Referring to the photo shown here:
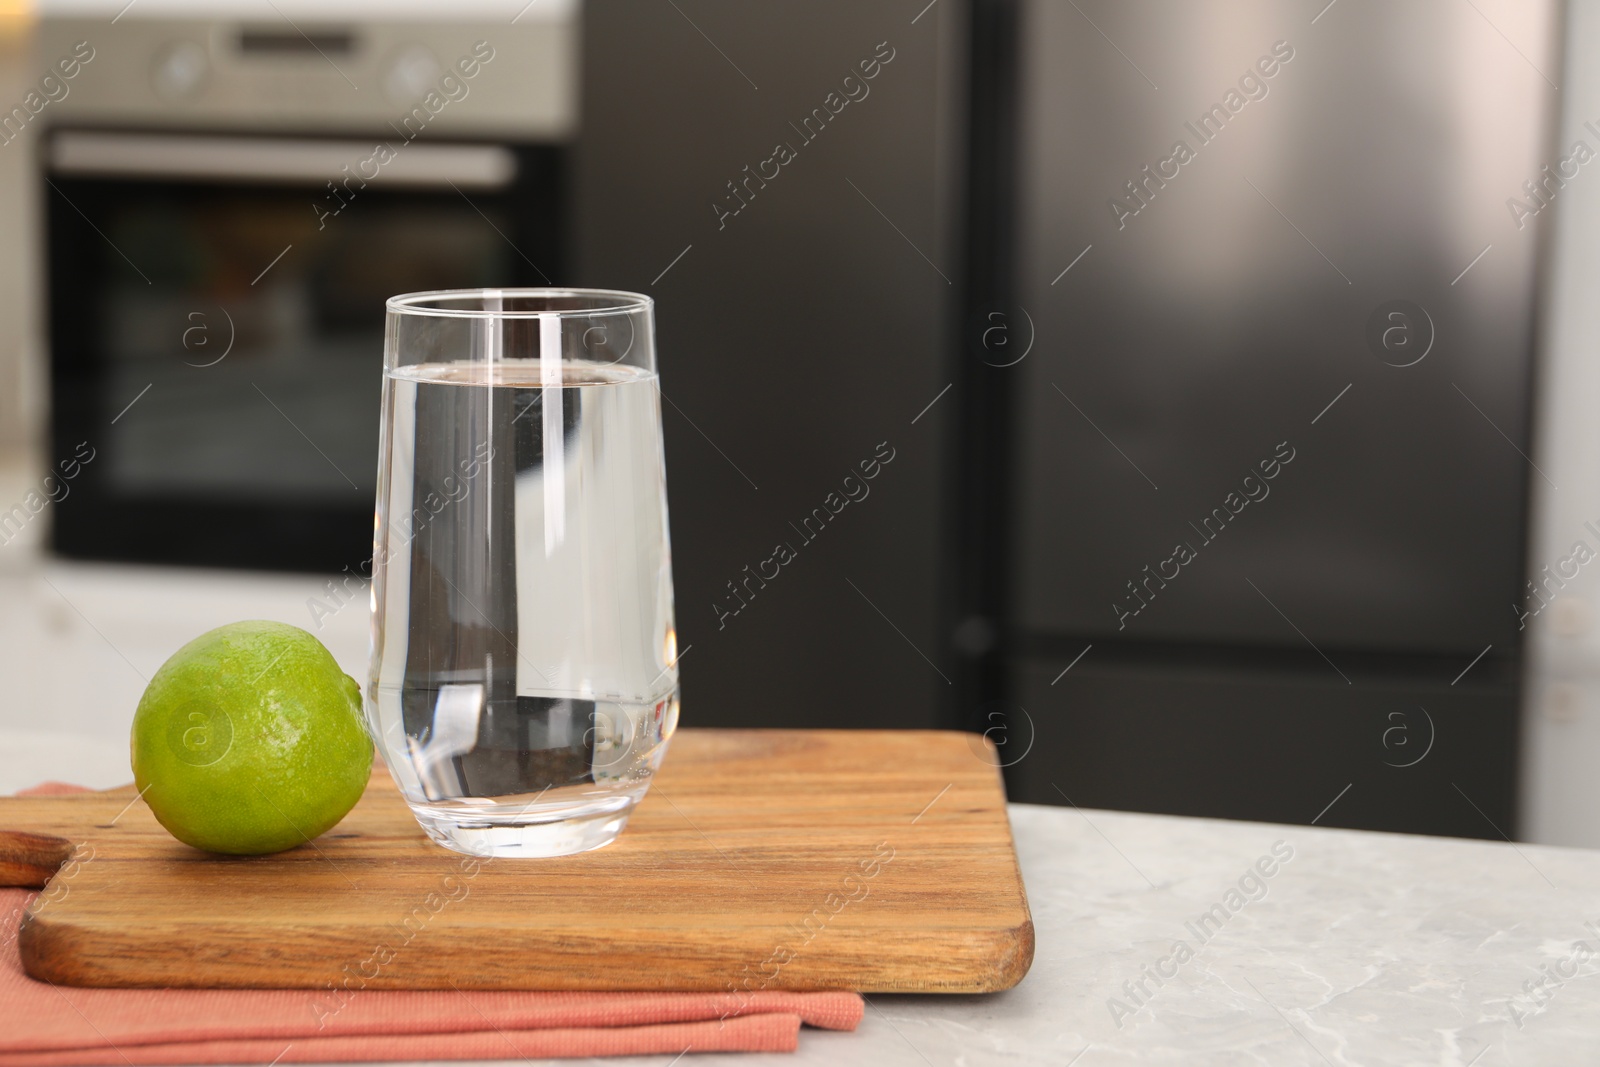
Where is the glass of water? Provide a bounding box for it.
[370,289,678,858]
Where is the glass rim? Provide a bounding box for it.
[386,287,654,320]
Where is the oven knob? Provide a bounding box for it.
[152,41,209,100]
[383,45,441,107]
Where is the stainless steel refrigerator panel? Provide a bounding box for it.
[1008,652,1519,838]
[1013,0,1558,651]
[573,1,962,727]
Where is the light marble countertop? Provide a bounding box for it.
[855,805,1600,1067]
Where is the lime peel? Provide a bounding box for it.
[131,620,373,855]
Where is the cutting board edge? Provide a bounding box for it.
[19,911,1036,993]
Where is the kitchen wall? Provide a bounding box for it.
[1519,0,1600,847]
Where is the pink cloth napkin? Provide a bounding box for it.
[1,786,862,1064]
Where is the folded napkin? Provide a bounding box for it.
[2,786,862,1065]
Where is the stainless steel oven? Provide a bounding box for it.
[37,10,576,571]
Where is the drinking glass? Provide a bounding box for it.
[369,289,679,858]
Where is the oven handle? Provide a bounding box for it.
[48,131,517,189]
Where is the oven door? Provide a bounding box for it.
[45,129,562,572]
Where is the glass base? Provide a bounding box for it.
[409,794,638,858]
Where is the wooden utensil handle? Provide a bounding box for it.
[0,831,76,889]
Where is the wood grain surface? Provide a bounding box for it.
[0,729,1033,993]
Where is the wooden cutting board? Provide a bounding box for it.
[0,729,1032,993]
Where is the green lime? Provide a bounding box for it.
[131,620,373,855]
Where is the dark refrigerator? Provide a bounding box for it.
[992,0,1559,837]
